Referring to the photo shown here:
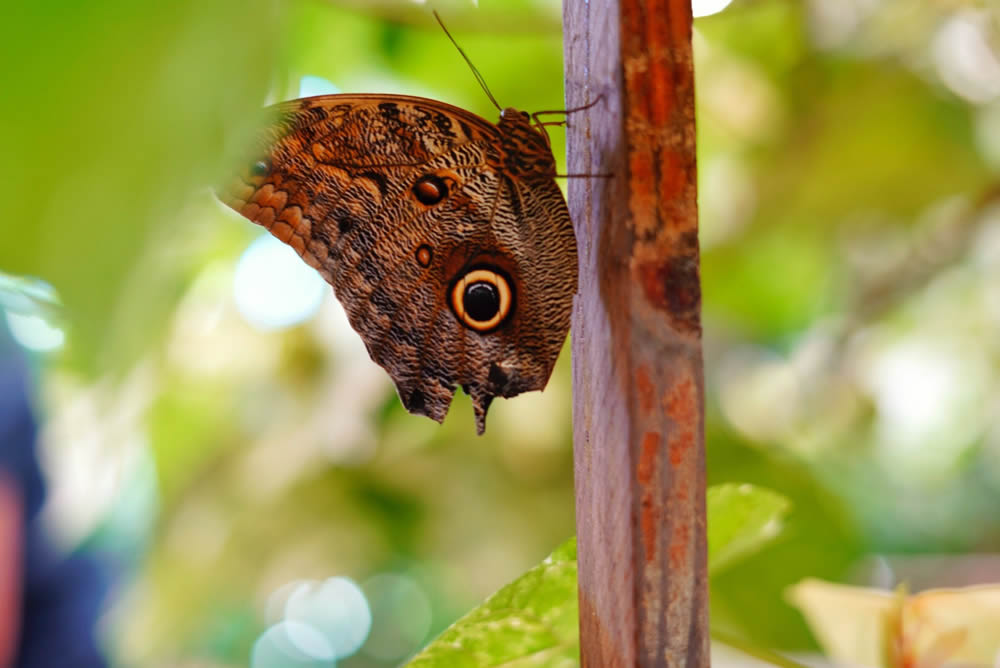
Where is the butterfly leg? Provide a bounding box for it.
[530,93,606,127]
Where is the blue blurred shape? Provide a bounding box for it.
[0,329,108,667]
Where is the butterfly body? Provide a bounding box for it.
[221,95,576,434]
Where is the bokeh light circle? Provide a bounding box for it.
[233,234,326,330]
[361,574,433,660]
[285,577,371,660]
[252,621,335,668]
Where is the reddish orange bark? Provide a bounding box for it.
[564,0,707,665]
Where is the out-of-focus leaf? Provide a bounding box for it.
[788,579,1000,668]
[405,538,578,668]
[708,483,791,574]
[0,0,281,375]
[705,427,862,647]
[702,227,835,337]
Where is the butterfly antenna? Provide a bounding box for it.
[433,10,503,112]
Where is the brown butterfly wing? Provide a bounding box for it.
[219,95,576,434]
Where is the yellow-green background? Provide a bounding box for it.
[1,0,998,665]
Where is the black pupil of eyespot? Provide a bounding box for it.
[464,282,500,322]
[251,160,269,176]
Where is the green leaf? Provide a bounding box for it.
[708,483,791,575]
[408,484,790,666]
[405,538,579,668]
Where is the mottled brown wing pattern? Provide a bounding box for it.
[218,95,576,434]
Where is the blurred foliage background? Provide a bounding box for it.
[1,0,999,665]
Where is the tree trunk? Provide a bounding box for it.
[563,1,708,665]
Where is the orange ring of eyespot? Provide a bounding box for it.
[450,269,512,332]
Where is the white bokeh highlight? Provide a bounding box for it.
[933,10,1000,104]
[693,0,733,18]
[6,310,65,352]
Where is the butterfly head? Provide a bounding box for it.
[500,107,531,122]
[496,108,557,179]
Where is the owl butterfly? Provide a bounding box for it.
[219,14,580,435]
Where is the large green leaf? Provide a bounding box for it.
[407,484,790,666]
[406,538,579,668]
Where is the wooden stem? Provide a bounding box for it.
[563,1,708,665]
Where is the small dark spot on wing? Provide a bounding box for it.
[406,389,426,413]
[488,362,509,390]
[332,206,355,235]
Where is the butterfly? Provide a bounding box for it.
[218,18,578,435]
